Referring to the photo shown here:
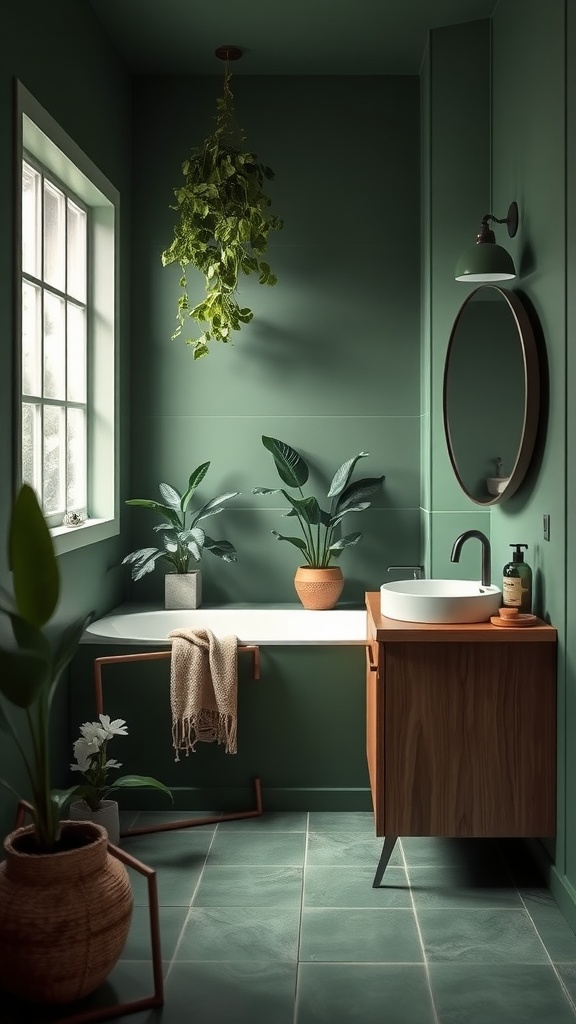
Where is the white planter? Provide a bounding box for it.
[165,571,202,609]
[68,799,120,846]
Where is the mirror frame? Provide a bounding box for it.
[443,285,540,505]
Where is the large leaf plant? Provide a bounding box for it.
[253,436,385,568]
[0,485,93,851]
[122,462,239,581]
[161,67,283,360]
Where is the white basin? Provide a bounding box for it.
[487,476,510,496]
[380,579,502,624]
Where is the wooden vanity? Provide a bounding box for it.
[365,592,557,863]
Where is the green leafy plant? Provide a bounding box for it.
[70,714,172,812]
[122,463,239,581]
[253,436,385,568]
[0,484,93,851]
[161,66,283,360]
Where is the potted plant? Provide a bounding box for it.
[253,435,385,609]
[122,462,239,609]
[68,713,172,845]
[161,65,283,360]
[0,484,133,1004]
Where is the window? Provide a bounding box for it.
[17,83,120,554]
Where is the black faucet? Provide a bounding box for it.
[450,530,492,587]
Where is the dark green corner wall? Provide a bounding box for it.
[0,0,132,839]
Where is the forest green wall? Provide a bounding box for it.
[490,0,573,925]
[0,0,132,839]
[128,75,421,607]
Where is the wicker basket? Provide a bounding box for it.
[294,566,344,610]
[0,820,133,1004]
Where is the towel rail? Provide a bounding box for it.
[91,645,263,838]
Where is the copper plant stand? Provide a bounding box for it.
[8,800,164,1023]
[93,646,263,837]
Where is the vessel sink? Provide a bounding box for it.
[380,578,502,624]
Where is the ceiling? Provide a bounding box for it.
[88,0,498,76]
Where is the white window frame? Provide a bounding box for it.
[16,82,120,555]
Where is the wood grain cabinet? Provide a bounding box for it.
[365,592,557,840]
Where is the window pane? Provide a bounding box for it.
[22,402,41,491]
[43,405,65,515]
[22,162,41,277]
[67,302,86,402]
[43,291,65,399]
[44,180,65,290]
[67,200,87,302]
[67,408,86,512]
[22,281,42,397]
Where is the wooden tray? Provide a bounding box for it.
[490,613,538,628]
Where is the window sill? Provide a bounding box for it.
[51,518,119,556]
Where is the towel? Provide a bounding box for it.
[168,628,238,759]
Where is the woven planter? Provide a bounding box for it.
[0,820,133,1005]
[294,566,344,610]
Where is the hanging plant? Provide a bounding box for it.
[161,65,283,359]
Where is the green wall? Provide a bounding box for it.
[0,0,132,839]
[128,74,422,607]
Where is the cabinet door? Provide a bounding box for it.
[382,641,556,837]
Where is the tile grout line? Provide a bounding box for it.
[163,822,221,984]
[293,811,310,1024]
[399,839,441,1024]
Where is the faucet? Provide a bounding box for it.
[450,530,491,587]
[387,565,425,580]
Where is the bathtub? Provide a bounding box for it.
[82,604,368,646]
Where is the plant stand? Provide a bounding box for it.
[93,647,264,837]
[6,801,164,1024]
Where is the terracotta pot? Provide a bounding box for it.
[0,820,133,1004]
[69,798,121,846]
[294,566,344,610]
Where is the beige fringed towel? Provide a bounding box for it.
[168,628,238,759]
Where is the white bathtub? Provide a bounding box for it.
[82,604,368,646]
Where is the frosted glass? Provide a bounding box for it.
[67,200,87,302]
[21,403,40,490]
[43,405,65,515]
[43,180,65,290]
[67,302,87,402]
[22,281,41,397]
[66,407,87,512]
[43,292,65,399]
[22,162,41,278]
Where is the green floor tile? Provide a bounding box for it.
[296,963,436,1024]
[306,832,402,868]
[217,810,307,831]
[401,836,505,870]
[521,890,576,962]
[429,963,576,1023]
[175,906,300,961]
[409,865,522,909]
[304,864,411,908]
[122,905,189,961]
[418,908,549,963]
[308,811,376,833]
[163,960,296,1024]
[299,907,423,962]
[207,829,306,865]
[193,864,303,906]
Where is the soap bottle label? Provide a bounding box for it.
[502,577,523,607]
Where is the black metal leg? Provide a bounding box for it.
[372,835,398,887]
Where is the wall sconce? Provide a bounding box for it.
[455,201,518,282]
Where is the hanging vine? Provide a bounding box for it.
[161,67,283,360]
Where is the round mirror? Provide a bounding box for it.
[443,286,539,505]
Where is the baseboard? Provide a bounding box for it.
[527,838,576,937]
[118,785,374,813]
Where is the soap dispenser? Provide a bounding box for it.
[502,544,532,613]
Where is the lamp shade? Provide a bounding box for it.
[455,242,516,282]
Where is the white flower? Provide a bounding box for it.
[103,759,122,771]
[97,714,128,739]
[79,721,107,746]
[71,736,99,773]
